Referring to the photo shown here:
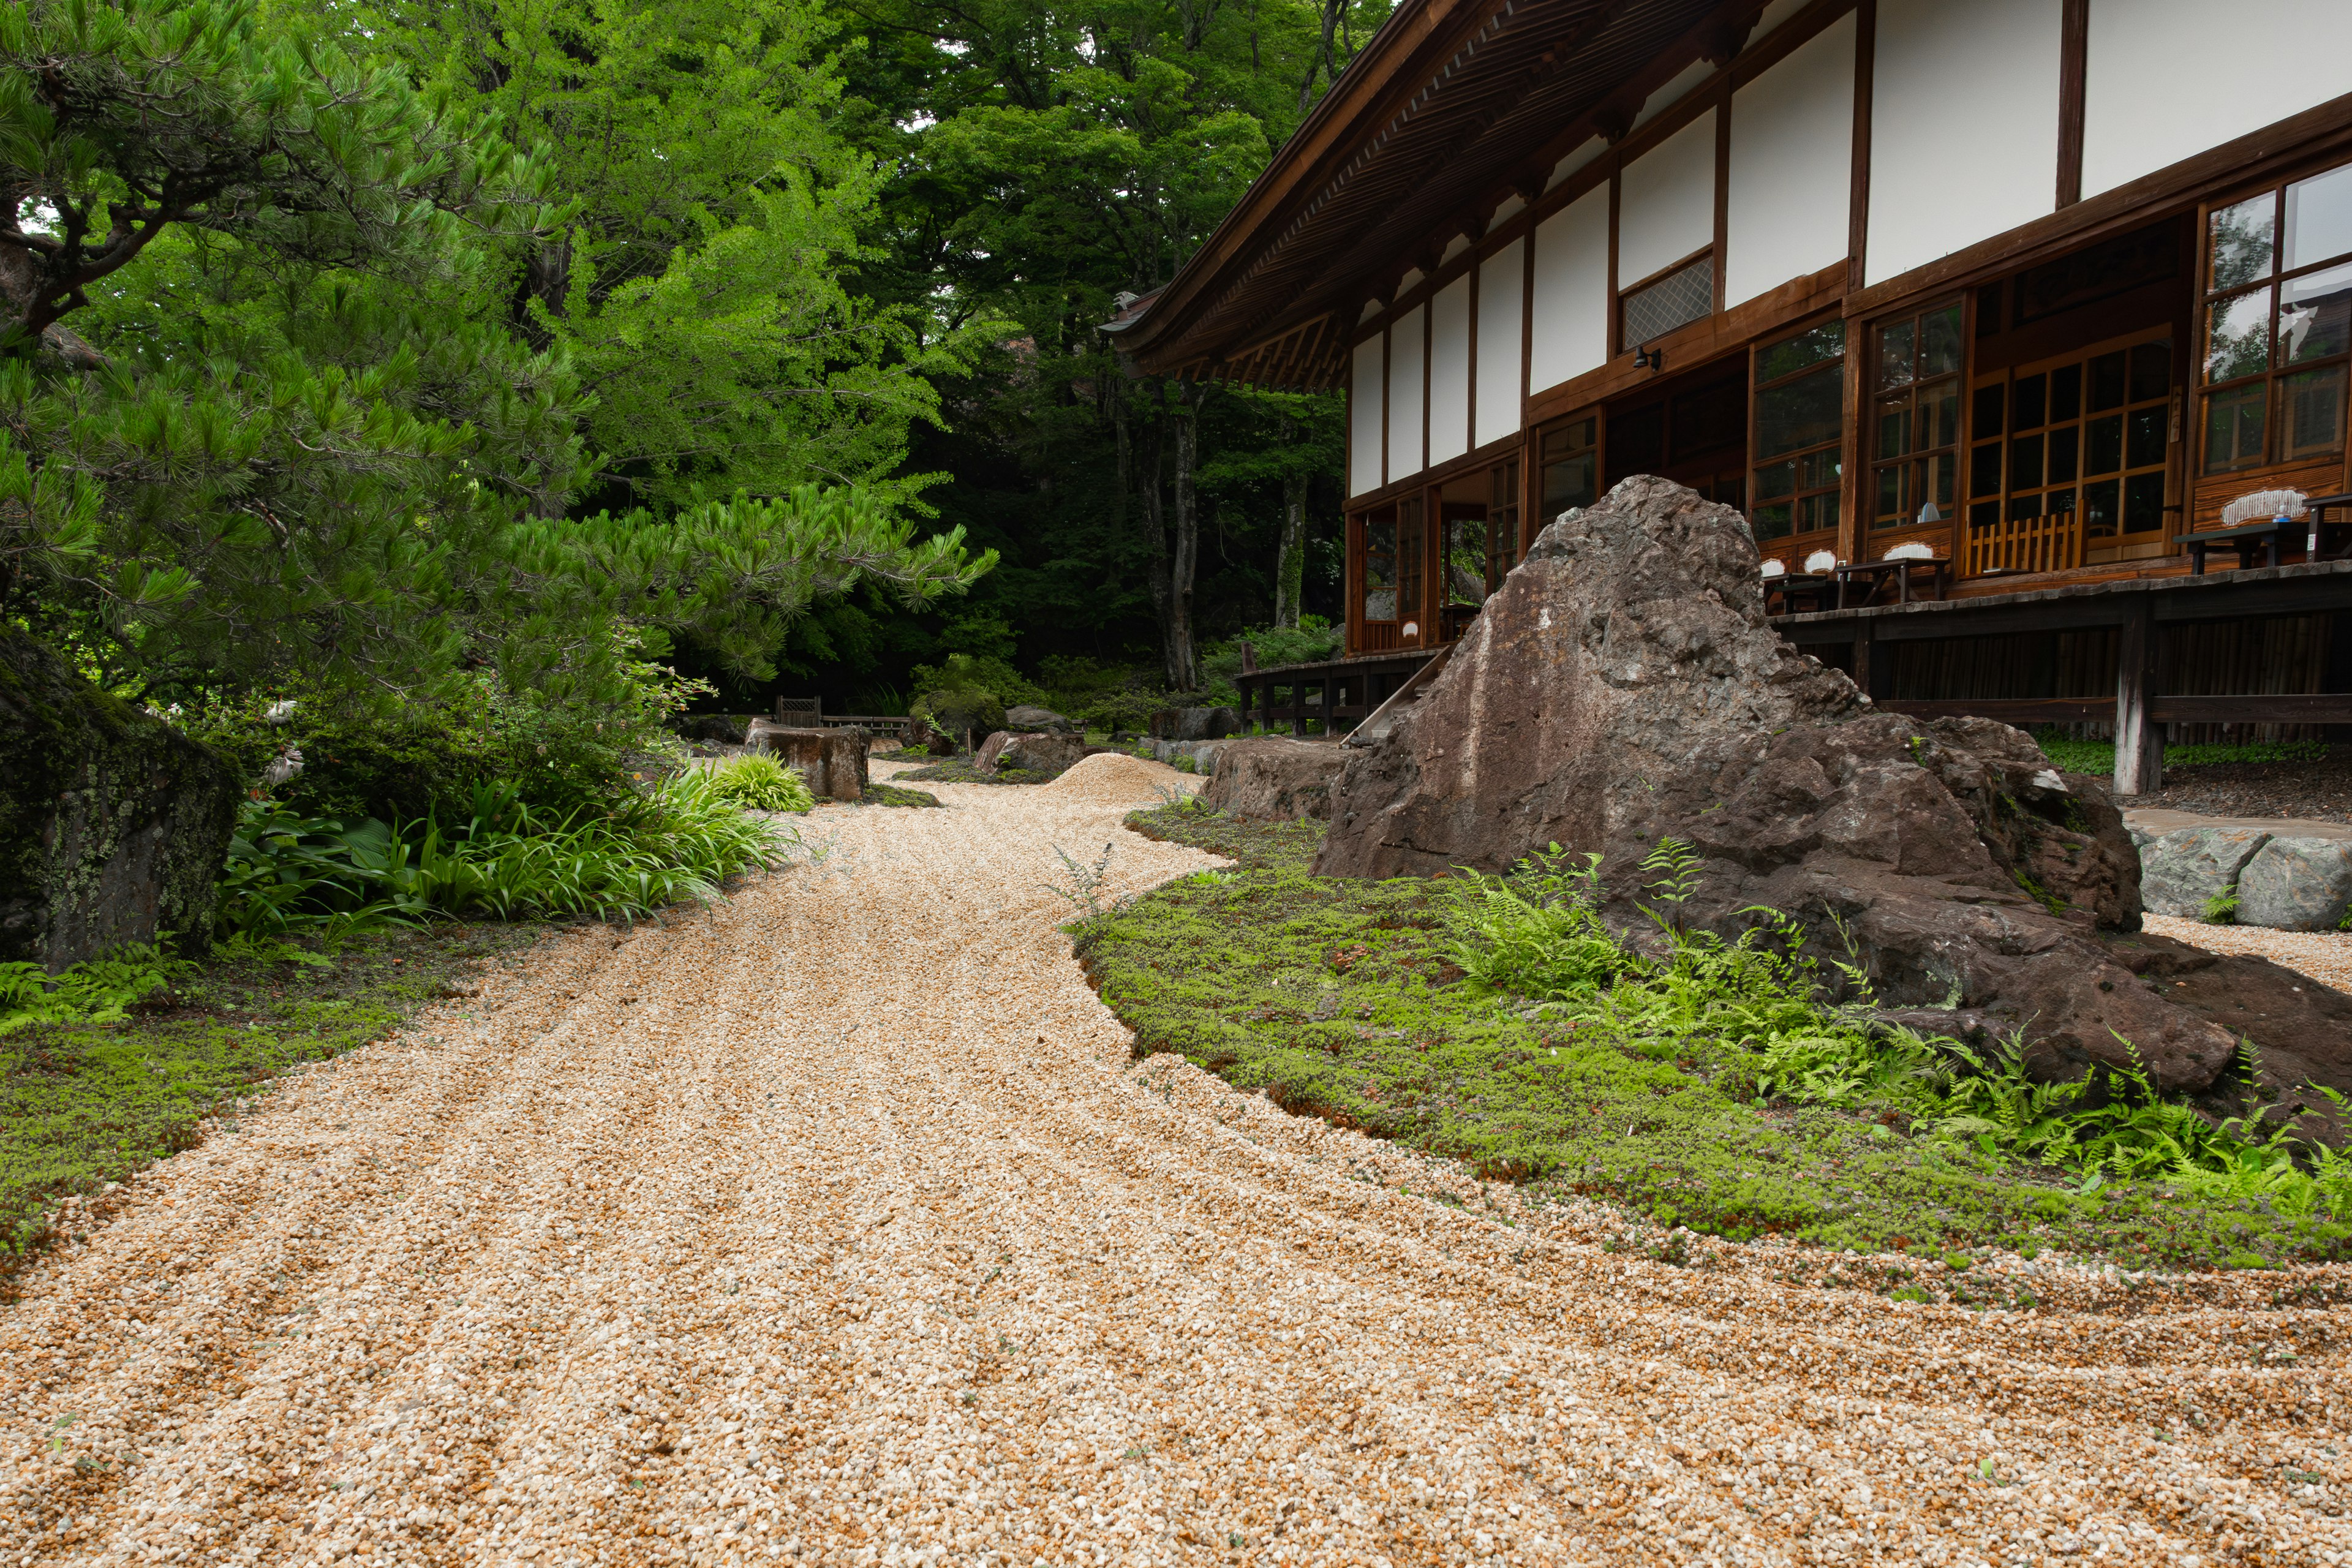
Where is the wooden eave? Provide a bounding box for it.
[1114,0,1741,390]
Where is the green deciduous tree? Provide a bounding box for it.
[0,0,991,720]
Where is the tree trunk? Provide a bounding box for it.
[1275,415,1308,629]
[1140,380,1174,674]
[1166,382,1201,691]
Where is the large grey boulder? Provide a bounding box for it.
[1,628,241,968]
[1202,737,1348,820]
[2237,837,2352,931]
[2139,827,2272,918]
[1152,706,1245,742]
[744,722,867,801]
[1005,704,1076,734]
[1314,475,2277,1095]
[974,730,1089,777]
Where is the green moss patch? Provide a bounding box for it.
[853,783,943,808]
[1091,804,2352,1270]
[1,925,537,1292]
[897,758,1057,786]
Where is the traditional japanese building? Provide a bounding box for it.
[1104,0,2352,793]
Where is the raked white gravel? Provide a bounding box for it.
[4,754,2350,1568]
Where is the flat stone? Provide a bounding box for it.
[2138,826,2272,918]
[2236,837,2352,931]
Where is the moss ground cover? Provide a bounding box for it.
[1094,802,2352,1270]
[1,926,536,1291]
[897,757,1058,785]
[854,783,943,807]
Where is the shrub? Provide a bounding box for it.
[216,772,791,933]
[909,653,1009,741]
[192,656,701,821]
[703,753,815,813]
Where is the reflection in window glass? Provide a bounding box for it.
[1921,305,1964,378]
[1540,418,1597,518]
[2209,192,2275,292]
[1443,516,1488,606]
[2281,260,2352,364]
[1363,516,1397,621]
[2086,413,2123,474]
[2205,289,2272,382]
[2124,471,2168,534]
[1755,364,1842,458]
[1755,323,1844,383]
[2088,350,2127,412]
[2203,383,2267,473]
[2048,424,2079,483]
[1871,303,1962,530]
[2199,161,2352,475]
[1751,323,1845,545]
[1877,318,1916,390]
[2286,164,2352,273]
[2083,477,2120,538]
[2279,364,2346,461]
[2126,407,2166,469]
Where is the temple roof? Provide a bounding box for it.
[1108,0,1749,389]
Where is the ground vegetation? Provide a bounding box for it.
[1103,800,2352,1270]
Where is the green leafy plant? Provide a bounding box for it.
[0,946,192,1036]
[2203,889,2240,925]
[216,772,791,933]
[703,753,816,814]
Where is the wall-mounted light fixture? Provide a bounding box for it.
[1633,343,1664,371]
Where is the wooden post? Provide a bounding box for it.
[2114,599,2163,796]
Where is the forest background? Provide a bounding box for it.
[2,0,1393,801]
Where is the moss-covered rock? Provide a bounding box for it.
[0,629,239,969]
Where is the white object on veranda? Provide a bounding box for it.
[1882,541,1936,560]
[2221,489,2307,526]
[1803,549,1839,573]
[1758,559,1787,578]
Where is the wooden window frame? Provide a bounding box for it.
[1865,297,1967,545]
[1617,246,1719,358]
[1749,314,1848,559]
[1967,323,2176,562]
[2194,160,2352,482]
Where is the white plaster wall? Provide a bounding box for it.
[1387,306,1426,481]
[1529,186,1611,396]
[1633,59,1717,131]
[1475,238,1525,450]
[1725,13,1855,307]
[1349,336,1384,497]
[1427,277,1472,468]
[1865,0,2060,286]
[2084,0,2352,199]
[1619,113,1717,284]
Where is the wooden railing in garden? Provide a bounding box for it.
[1964,510,2082,577]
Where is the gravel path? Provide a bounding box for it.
[5,755,2350,1568]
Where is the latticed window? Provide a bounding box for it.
[1620,256,1712,350]
[2199,162,2352,474]
[1751,322,1845,544]
[1871,301,1964,530]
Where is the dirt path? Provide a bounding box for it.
[3,756,2347,1568]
